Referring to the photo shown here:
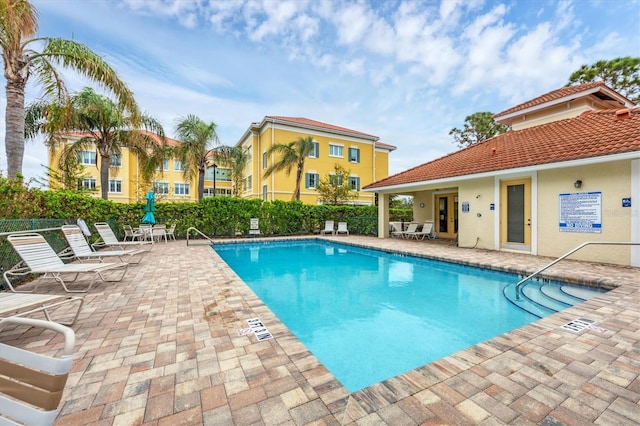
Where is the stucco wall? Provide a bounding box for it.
[536,161,633,265]
[457,178,495,249]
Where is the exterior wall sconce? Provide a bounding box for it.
[574,180,582,189]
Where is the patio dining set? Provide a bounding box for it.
[123,223,176,243]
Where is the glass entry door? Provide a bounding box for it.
[500,178,531,249]
[435,194,458,239]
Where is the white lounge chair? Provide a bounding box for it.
[0,316,75,425]
[320,221,335,235]
[4,233,128,293]
[390,222,404,238]
[336,222,349,235]
[93,222,153,250]
[62,225,146,264]
[0,292,84,326]
[406,222,434,240]
[400,223,419,239]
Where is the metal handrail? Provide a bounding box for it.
[186,227,215,246]
[515,241,640,300]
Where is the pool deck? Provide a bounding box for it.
[2,235,638,425]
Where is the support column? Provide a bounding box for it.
[377,193,389,238]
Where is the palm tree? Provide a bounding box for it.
[174,115,219,202]
[25,87,164,199]
[1,0,139,178]
[263,136,316,201]
[213,145,249,197]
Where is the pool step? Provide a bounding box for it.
[503,281,607,319]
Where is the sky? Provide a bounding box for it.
[1,0,639,184]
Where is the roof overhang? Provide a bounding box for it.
[495,86,636,123]
[364,150,640,193]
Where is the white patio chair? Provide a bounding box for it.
[165,223,177,240]
[406,222,434,240]
[152,224,167,243]
[4,233,128,293]
[400,223,419,239]
[62,225,146,264]
[0,316,76,425]
[320,221,335,235]
[336,222,349,235]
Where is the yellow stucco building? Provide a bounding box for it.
[236,116,395,204]
[47,131,232,203]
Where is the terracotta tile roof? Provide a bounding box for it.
[494,81,618,119]
[57,131,181,147]
[365,108,640,190]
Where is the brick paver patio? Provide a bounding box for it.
[1,236,638,425]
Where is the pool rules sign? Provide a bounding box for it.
[559,192,602,233]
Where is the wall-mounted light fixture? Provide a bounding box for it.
[574,179,582,189]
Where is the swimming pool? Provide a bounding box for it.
[214,240,587,392]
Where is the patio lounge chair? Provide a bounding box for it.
[0,293,84,326]
[0,316,75,426]
[336,222,349,235]
[390,222,404,238]
[4,233,128,293]
[400,223,419,239]
[406,222,435,240]
[62,225,146,264]
[93,223,153,250]
[320,221,335,235]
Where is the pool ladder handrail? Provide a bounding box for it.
[186,227,214,246]
[515,241,639,300]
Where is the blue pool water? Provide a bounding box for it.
[214,240,553,391]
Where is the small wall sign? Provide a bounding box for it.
[490,203,495,211]
[622,198,631,207]
[461,201,470,213]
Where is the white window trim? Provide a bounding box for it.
[174,182,190,196]
[108,179,122,193]
[329,143,344,158]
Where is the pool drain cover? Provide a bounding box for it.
[560,317,595,333]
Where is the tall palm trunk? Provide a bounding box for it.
[5,79,27,178]
[293,162,304,201]
[99,154,110,199]
[197,168,205,202]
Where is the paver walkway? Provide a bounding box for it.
[1,236,638,425]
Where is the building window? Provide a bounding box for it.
[79,177,96,190]
[153,182,169,195]
[157,159,169,171]
[203,188,231,197]
[243,175,252,192]
[108,179,122,193]
[78,151,97,165]
[309,142,319,158]
[262,152,267,169]
[244,144,252,161]
[329,144,343,157]
[305,172,319,189]
[349,176,360,191]
[263,184,268,201]
[329,174,343,187]
[110,153,122,167]
[175,183,190,196]
[348,147,360,163]
[174,159,185,171]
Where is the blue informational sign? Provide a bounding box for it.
[622,198,631,207]
[462,201,470,213]
[490,203,495,211]
[559,192,602,233]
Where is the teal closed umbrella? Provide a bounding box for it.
[141,190,156,224]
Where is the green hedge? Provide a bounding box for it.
[0,177,412,281]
